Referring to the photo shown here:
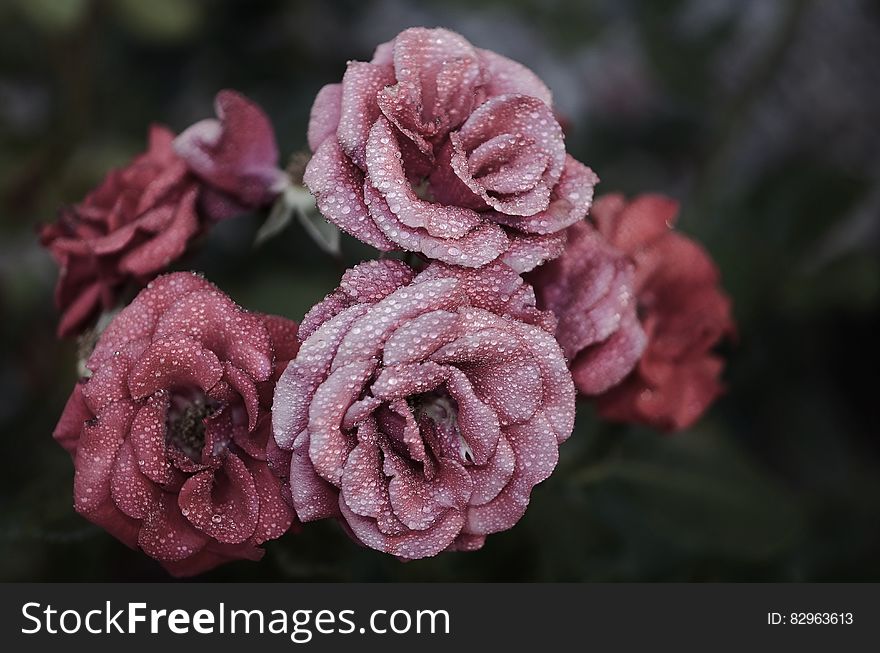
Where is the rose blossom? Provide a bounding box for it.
[40,90,285,338]
[528,220,648,396]
[53,272,297,576]
[590,193,735,431]
[304,27,598,272]
[272,259,575,559]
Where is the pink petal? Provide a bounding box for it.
[491,156,598,235]
[307,360,374,484]
[308,83,343,152]
[128,335,224,400]
[304,138,397,250]
[138,492,209,562]
[468,433,516,506]
[110,439,160,519]
[340,494,466,560]
[129,392,173,485]
[464,412,558,535]
[223,363,261,431]
[415,261,554,332]
[510,321,575,444]
[119,186,200,277]
[331,277,462,370]
[178,453,259,544]
[382,310,461,365]
[465,355,542,426]
[371,361,450,399]
[88,272,214,370]
[363,182,508,267]
[289,430,341,522]
[572,311,647,395]
[73,401,133,517]
[273,304,368,450]
[385,451,472,532]
[244,457,295,544]
[54,381,93,455]
[336,61,396,168]
[340,258,415,303]
[449,94,565,216]
[154,288,273,382]
[503,229,567,273]
[444,368,501,466]
[477,49,552,105]
[365,118,485,239]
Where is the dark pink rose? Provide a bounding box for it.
[528,220,647,395]
[304,27,598,272]
[53,272,298,576]
[40,127,200,337]
[175,89,288,221]
[272,259,574,559]
[591,194,735,431]
[40,91,285,338]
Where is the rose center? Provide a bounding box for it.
[411,389,474,464]
[165,389,218,461]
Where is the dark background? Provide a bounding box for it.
[0,0,878,582]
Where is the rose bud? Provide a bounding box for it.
[40,90,285,338]
[174,89,289,221]
[272,259,575,559]
[536,194,734,432]
[53,272,298,576]
[527,220,648,396]
[304,27,598,272]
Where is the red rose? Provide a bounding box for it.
[592,194,735,431]
[304,27,598,272]
[53,272,298,576]
[272,259,574,559]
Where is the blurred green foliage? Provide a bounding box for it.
[0,0,878,581]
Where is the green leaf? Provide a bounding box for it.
[254,192,296,248]
[573,426,803,562]
[255,185,341,257]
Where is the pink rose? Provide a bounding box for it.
[175,89,288,220]
[40,91,285,337]
[272,259,574,559]
[304,27,598,272]
[528,220,648,395]
[591,194,735,431]
[53,272,298,576]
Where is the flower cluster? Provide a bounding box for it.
[44,27,734,575]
